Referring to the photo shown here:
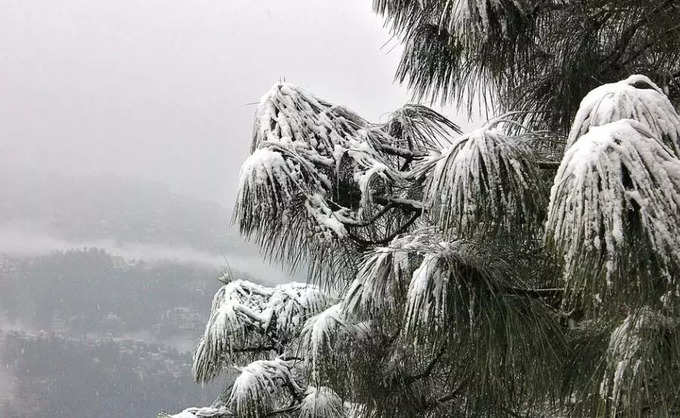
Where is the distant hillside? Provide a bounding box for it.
[0,248,227,337]
[0,330,224,418]
[0,167,295,281]
[0,249,255,418]
[0,169,295,417]
[0,167,237,254]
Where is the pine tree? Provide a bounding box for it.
[378,0,680,131]
[166,2,680,417]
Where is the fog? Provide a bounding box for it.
[0,0,475,288]
[0,223,292,283]
[0,1,470,417]
[0,0,447,205]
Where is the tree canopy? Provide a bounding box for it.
[379,0,680,132]
[167,1,680,417]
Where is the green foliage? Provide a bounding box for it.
[172,2,680,417]
[422,121,546,239]
[377,0,680,133]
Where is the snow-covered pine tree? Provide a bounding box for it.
[166,75,680,417]
[166,2,680,417]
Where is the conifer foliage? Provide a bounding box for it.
[168,2,680,417]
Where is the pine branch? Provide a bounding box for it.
[373,195,423,211]
[266,405,300,416]
[403,345,446,385]
[342,203,395,227]
[346,211,421,247]
[375,143,424,159]
[505,287,564,298]
[536,160,561,169]
[232,346,277,354]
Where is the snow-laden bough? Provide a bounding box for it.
[193,280,330,383]
[599,307,679,415]
[567,74,680,157]
[343,232,434,318]
[228,358,302,418]
[422,125,544,238]
[298,386,345,418]
[234,82,459,282]
[546,119,680,305]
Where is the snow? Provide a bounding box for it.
[304,194,348,240]
[344,230,443,318]
[298,386,344,418]
[193,280,330,383]
[236,147,310,224]
[237,82,465,255]
[567,75,680,157]
[404,253,449,333]
[344,245,409,316]
[354,160,388,209]
[228,358,301,418]
[299,303,347,375]
[237,82,418,245]
[422,126,541,236]
[599,308,678,412]
[546,119,680,292]
[344,230,479,335]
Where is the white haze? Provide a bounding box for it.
[0,223,294,283]
[0,2,471,416]
[0,0,471,276]
[0,0,446,206]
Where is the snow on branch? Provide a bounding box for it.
[164,406,231,418]
[404,253,451,334]
[298,303,347,376]
[340,230,505,338]
[382,104,461,152]
[546,119,680,303]
[251,83,368,154]
[235,82,461,281]
[298,386,345,418]
[402,239,500,336]
[422,125,544,238]
[567,75,680,157]
[599,307,679,414]
[193,280,330,383]
[236,83,397,245]
[236,148,321,230]
[344,231,438,319]
[345,227,553,341]
[228,358,303,418]
[305,193,348,240]
[298,302,372,384]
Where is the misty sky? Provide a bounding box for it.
[0,0,471,207]
[0,3,473,409]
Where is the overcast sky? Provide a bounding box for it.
[0,0,472,207]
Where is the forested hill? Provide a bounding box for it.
[0,169,289,417]
[0,249,232,418]
[0,166,293,282]
[0,329,223,418]
[0,249,225,337]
